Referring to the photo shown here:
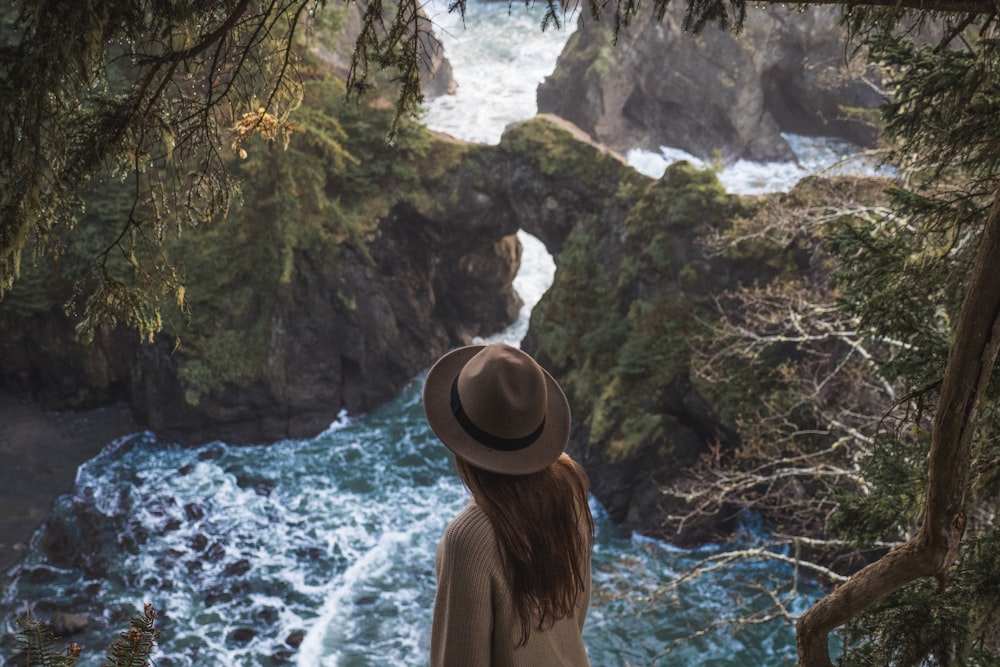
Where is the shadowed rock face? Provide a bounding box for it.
[310,2,456,99]
[0,117,627,446]
[0,136,534,445]
[537,5,881,163]
[124,234,524,444]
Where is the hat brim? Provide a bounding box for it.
[423,345,571,476]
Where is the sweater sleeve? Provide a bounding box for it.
[430,507,497,667]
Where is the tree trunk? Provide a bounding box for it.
[796,183,1000,666]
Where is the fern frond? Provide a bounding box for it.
[13,615,79,667]
[100,604,160,667]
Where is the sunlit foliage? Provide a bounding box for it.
[0,1,326,341]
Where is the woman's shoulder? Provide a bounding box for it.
[441,502,497,557]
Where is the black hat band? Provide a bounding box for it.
[450,377,546,452]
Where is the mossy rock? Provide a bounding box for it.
[500,115,632,195]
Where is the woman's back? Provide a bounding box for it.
[422,343,595,666]
[431,500,591,667]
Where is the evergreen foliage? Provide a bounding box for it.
[9,605,159,667]
[831,30,1000,390]
[100,604,159,667]
[689,16,1000,664]
[1,0,995,343]
[0,0,327,341]
[828,25,1000,664]
[0,9,439,404]
[11,616,80,666]
[159,59,434,404]
[648,15,1000,664]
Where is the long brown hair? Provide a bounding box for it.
[455,453,595,645]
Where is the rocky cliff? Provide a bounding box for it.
[520,155,754,542]
[0,130,516,444]
[1,97,892,543]
[537,4,881,163]
[0,115,639,447]
[522,164,894,544]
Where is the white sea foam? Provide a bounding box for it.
[512,230,557,315]
[295,525,440,666]
[420,0,577,144]
[628,134,887,195]
[475,230,556,348]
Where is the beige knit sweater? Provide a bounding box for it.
[430,501,592,667]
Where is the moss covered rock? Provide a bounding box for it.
[523,161,754,542]
[523,155,891,542]
[0,69,513,444]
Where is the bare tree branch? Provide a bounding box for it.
[796,182,1000,666]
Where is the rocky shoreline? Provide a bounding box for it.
[0,391,138,584]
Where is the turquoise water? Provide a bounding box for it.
[1,382,817,666]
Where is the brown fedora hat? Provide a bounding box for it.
[423,343,571,475]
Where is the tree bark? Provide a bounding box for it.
[796,183,1000,666]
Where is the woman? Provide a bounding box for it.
[423,342,595,666]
